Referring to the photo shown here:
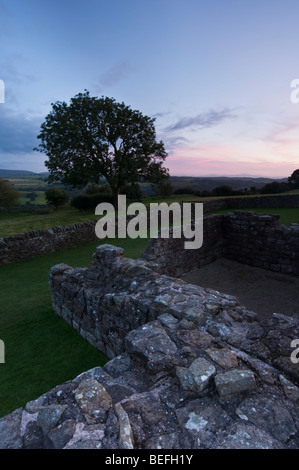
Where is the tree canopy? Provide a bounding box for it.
[288,169,299,189]
[35,91,169,204]
[45,187,69,210]
[0,179,19,208]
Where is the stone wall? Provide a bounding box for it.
[1,193,298,266]
[0,221,98,265]
[1,243,299,449]
[223,211,299,275]
[141,211,299,278]
[141,214,225,277]
[202,193,299,213]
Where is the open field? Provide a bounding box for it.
[0,194,202,237]
[1,197,299,238]
[0,236,149,418]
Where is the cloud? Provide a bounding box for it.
[0,107,42,154]
[165,108,237,132]
[151,111,171,119]
[97,60,133,89]
[0,54,37,86]
[162,135,189,152]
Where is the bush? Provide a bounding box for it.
[120,183,143,201]
[71,193,114,211]
[0,179,19,208]
[45,187,69,209]
[212,185,233,196]
[173,187,196,195]
[156,181,173,198]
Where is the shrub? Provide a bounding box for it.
[45,187,69,209]
[0,179,19,208]
[71,193,114,211]
[120,183,143,201]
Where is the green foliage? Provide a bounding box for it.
[85,183,104,194]
[0,179,19,208]
[45,187,69,209]
[156,181,173,198]
[35,91,169,203]
[288,169,299,189]
[120,183,143,201]
[71,192,114,211]
[212,185,234,196]
[260,181,289,194]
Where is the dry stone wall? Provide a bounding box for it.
[223,211,299,275]
[141,211,299,278]
[1,244,299,449]
[202,193,299,213]
[1,193,298,266]
[0,221,98,265]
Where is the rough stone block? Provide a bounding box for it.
[215,369,256,397]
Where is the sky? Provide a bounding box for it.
[0,0,299,178]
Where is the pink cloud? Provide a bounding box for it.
[166,142,298,178]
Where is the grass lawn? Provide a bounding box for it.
[0,207,100,237]
[0,236,149,418]
[0,195,203,238]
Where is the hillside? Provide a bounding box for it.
[169,176,287,192]
[0,169,49,178]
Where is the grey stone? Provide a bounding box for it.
[279,375,299,401]
[37,404,67,434]
[206,347,239,368]
[176,367,195,391]
[23,420,44,449]
[175,398,231,449]
[125,321,177,363]
[46,419,76,449]
[189,357,216,392]
[215,369,256,397]
[114,403,134,449]
[213,423,282,449]
[0,408,23,449]
[236,397,296,443]
[74,379,112,424]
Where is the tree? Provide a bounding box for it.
[45,187,69,209]
[288,169,299,189]
[35,91,169,206]
[156,180,173,198]
[212,185,233,196]
[0,179,19,208]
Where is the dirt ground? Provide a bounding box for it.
[181,258,299,323]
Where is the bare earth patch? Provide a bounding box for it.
[181,258,299,322]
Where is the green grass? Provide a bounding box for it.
[0,195,203,238]
[0,236,149,418]
[0,207,100,237]
[18,191,47,205]
[209,207,299,226]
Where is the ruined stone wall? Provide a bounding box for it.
[223,211,299,275]
[202,193,299,213]
[1,193,298,266]
[0,221,98,265]
[141,211,299,277]
[2,243,299,449]
[141,214,225,277]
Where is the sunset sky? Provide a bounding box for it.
[1,0,299,178]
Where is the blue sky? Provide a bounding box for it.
[1,0,299,177]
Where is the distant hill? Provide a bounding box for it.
[168,176,288,192]
[0,169,287,193]
[0,169,49,178]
